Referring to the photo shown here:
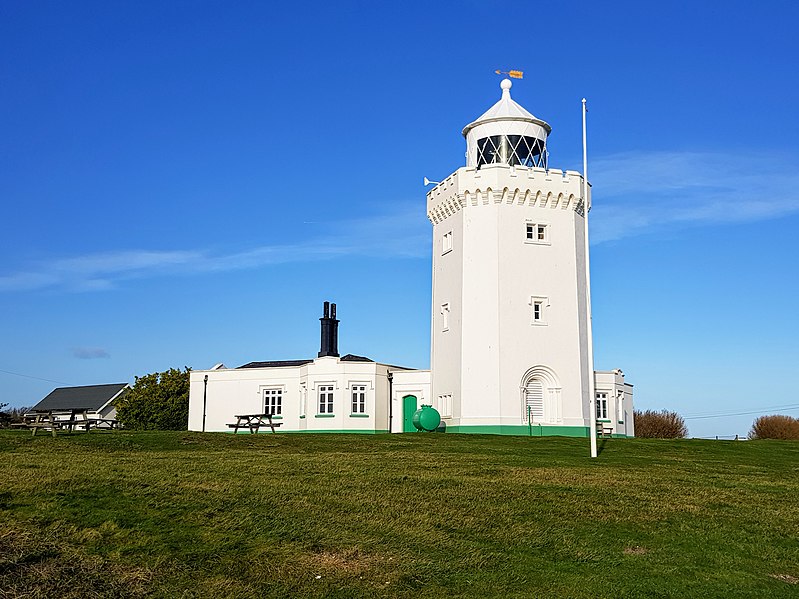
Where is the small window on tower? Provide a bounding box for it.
[442,231,453,255]
[529,296,548,325]
[441,303,450,332]
[525,222,549,245]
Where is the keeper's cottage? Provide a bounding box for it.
[188,79,634,437]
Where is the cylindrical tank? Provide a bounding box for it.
[412,405,441,432]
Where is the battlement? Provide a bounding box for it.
[427,164,588,225]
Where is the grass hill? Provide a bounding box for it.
[1,431,797,598]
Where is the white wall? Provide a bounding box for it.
[189,357,431,434]
[428,163,592,430]
[391,369,432,433]
[594,370,634,437]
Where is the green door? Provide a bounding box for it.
[402,395,417,432]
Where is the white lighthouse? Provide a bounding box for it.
[427,78,621,436]
[186,78,633,439]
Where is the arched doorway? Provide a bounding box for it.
[520,365,561,424]
[524,378,545,422]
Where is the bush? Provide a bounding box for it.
[748,415,799,440]
[115,368,190,430]
[633,409,687,439]
[0,404,31,429]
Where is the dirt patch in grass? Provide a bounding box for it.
[307,547,380,576]
[769,573,799,584]
[0,527,152,598]
[622,546,648,556]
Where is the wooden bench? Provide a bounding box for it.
[25,412,59,437]
[596,422,615,438]
[87,418,120,430]
[227,414,283,434]
[16,411,120,436]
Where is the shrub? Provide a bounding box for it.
[115,368,190,430]
[633,409,687,439]
[748,415,799,440]
[0,405,30,429]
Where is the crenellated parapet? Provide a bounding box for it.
[426,163,588,225]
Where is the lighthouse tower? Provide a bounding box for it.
[428,78,593,436]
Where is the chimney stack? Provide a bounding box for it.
[318,301,340,358]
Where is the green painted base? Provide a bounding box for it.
[445,425,591,437]
[228,429,389,435]
[224,426,628,438]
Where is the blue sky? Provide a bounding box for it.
[1,0,797,438]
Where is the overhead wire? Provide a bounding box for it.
[684,404,799,420]
[0,368,72,386]
[684,401,799,417]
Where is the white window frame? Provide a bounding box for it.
[318,384,335,415]
[350,383,367,414]
[596,391,609,421]
[617,390,625,423]
[529,296,549,326]
[442,231,453,255]
[262,388,283,416]
[299,383,307,418]
[525,221,550,245]
[441,302,450,332]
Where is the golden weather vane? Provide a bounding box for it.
[495,69,524,79]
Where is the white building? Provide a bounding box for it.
[188,79,633,438]
[188,302,432,434]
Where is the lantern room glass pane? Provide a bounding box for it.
[476,135,546,169]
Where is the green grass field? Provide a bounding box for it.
[1,431,798,598]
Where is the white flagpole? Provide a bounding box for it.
[583,98,597,459]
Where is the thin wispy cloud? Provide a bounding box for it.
[590,150,799,243]
[72,347,111,360]
[0,206,430,293]
[4,153,795,293]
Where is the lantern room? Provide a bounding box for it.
[462,78,551,169]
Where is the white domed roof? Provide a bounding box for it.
[462,79,551,170]
[462,79,551,137]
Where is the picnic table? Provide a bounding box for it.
[227,413,282,434]
[12,410,120,437]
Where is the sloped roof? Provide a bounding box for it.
[238,354,375,369]
[462,78,551,136]
[340,354,374,362]
[32,383,129,412]
[238,359,313,369]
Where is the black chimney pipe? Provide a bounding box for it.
[319,301,340,357]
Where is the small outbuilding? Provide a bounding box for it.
[29,383,129,421]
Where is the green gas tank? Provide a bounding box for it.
[412,405,441,432]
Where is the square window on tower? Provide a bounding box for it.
[525,222,550,245]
